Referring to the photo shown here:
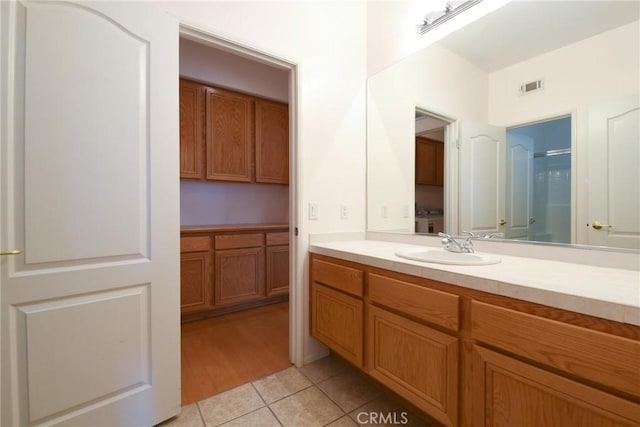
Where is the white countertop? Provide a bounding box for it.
[309,238,640,326]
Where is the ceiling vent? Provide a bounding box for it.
[519,79,544,95]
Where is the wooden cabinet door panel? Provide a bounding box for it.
[180,252,212,314]
[206,88,253,182]
[367,305,458,427]
[214,247,265,307]
[472,346,640,426]
[266,245,289,296]
[311,283,363,367]
[255,100,289,184]
[179,80,205,179]
[416,137,444,186]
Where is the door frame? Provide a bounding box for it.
[178,23,302,366]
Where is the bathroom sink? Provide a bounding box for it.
[395,248,501,265]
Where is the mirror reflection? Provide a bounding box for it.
[367,0,640,249]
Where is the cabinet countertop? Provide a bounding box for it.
[309,239,640,326]
[181,224,289,234]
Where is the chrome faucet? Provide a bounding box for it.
[438,232,474,253]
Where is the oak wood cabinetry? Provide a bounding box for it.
[266,232,290,296]
[180,236,212,314]
[416,137,444,186]
[309,253,640,427]
[179,79,288,184]
[180,225,288,321]
[179,80,205,179]
[310,258,364,367]
[206,88,254,182]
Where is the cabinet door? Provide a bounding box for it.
[472,345,640,426]
[206,88,253,182]
[179,80,205,179]
[367,305,458,427]
[311,283,363,367]
[180,251,212,314]
[266,245,289,296]
[214,247,265,307]
[255,100,289,184]
[416,137,444,186]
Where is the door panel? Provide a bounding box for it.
[587,95,640,248]
[459,122,506,235]
[505,134,533,239]
[1,1,179,425]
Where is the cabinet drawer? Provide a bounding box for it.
[215,233,263,250]
[266,231,289,246]
[471,301,640,397]
[311,258,363,297]
[180,236,211,253]
[369,273,459,331]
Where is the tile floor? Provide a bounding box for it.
[160,355,434,427]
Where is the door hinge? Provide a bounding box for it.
[294,227,299,236]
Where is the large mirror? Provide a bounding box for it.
[367,0,640,249]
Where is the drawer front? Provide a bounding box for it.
[266,231,289,246]
[215,233,263,250]
[369,273,459,331]
[311,257,364,297]
[180,236,211,253]
[471,301,640,397]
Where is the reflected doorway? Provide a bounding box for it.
[415,111,451,234]
[506,116,572,244]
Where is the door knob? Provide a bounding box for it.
[0,249,22,256]
[499,219,507,226]
[592,221,612,230]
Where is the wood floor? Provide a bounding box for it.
[180,302,291,405]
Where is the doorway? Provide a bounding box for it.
[506,116,572,244]
[178,27,298,405]
[414,110,452,235]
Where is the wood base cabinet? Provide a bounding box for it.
[215,247,265,307]
[367,305,458,427]
[472,345,640,426]
[180,251,212,314]
[309,254,640,427]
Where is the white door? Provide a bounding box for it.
[1,2,180,426]
[458,122,506,236]
[505,132,534,240]
[587,95,640,249]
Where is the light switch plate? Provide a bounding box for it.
[309,202,319,220]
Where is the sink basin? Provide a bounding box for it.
[395,248,501,265]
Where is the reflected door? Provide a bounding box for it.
[587,95,640,249]
[505,134,534,240]
[459,122,506,235]
[1,2,179,425]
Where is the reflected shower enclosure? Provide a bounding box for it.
[507,117,571,244]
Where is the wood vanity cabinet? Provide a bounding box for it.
[309,253,640,427]
[310,257,364,367]
[179,78,289,184]
[416,137,444,186]
[179,80,205,179]
[180,236,212,314]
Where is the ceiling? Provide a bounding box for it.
[438,0,640,72]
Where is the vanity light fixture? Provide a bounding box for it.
[417,0,484,34]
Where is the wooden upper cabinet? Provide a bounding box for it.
[255,100,289,184]
[205,87,254,182]
[179,80,205,179]
[416,137,444,186]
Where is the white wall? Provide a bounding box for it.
[160,0,367,363]
[367,43,488,231]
